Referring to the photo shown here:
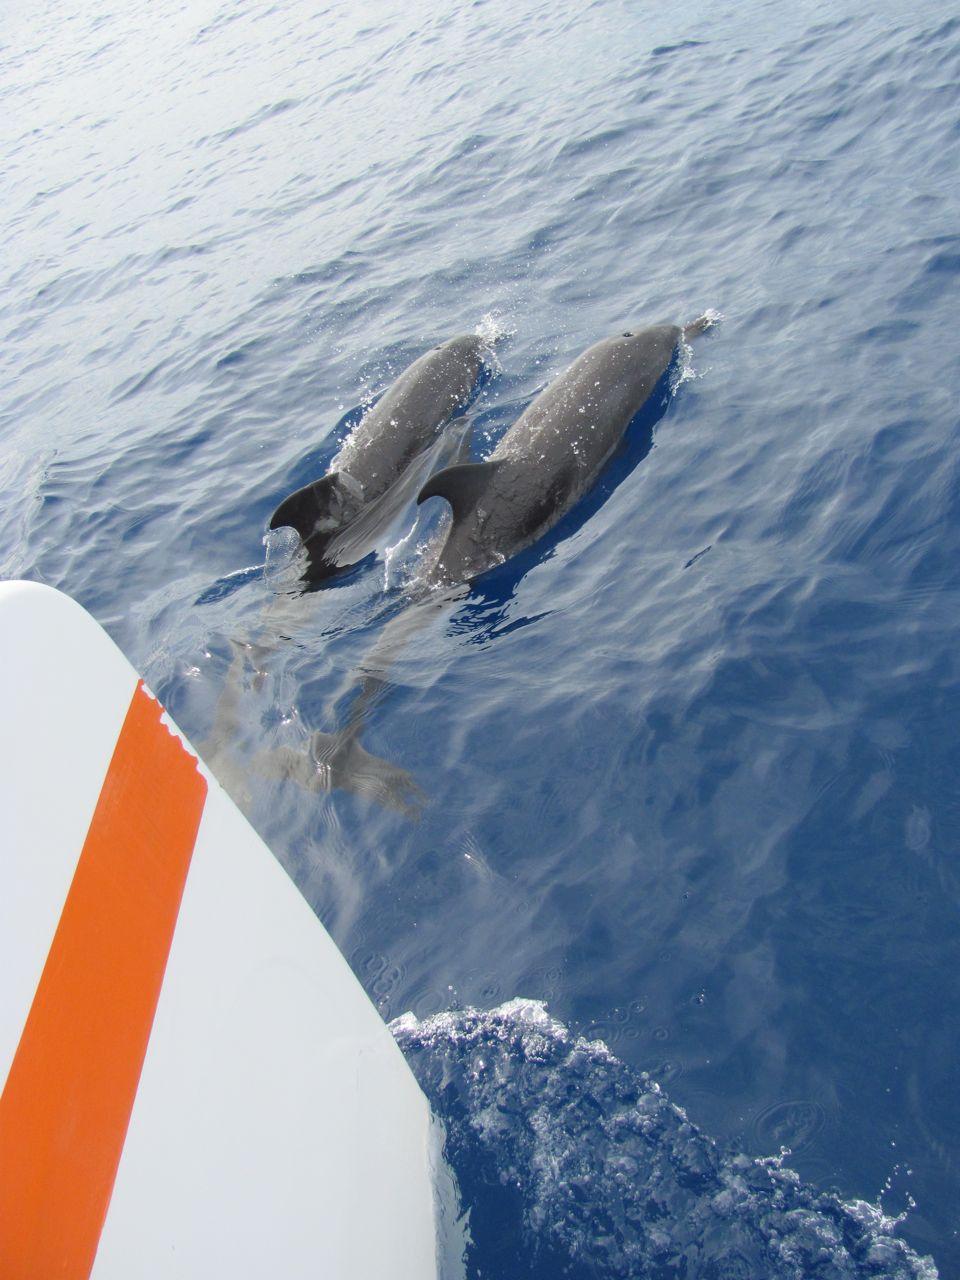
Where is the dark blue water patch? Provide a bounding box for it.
[651,40,706,57]
[112,359,167,401]
[199,97,302,147]
[922,247,960,278]
[283,248,371,291]
[684,545,712,569]
[215,338,266,369]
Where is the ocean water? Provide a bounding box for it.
[3,0,959,1274]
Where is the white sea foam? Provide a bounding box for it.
[392,1000,938,1280]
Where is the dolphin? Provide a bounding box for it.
[269,334,490,581]
[416,316,714,584]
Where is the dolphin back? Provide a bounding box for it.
[415,315,719,584]
[268,333,492,585]
[333,334,487,495]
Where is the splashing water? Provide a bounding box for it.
[263,525,303,569]
[475,310,516,349]
[382,505,452,593]
[392,1000,938,1280]
[674,308,724,392]
[474,311,515,379]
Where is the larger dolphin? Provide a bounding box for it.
[270,334,489,581]
[416,316,713,584]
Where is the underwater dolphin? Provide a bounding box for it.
[417,316,713,584]
[269,334,489,580]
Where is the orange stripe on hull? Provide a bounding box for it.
[0,682,207,1279]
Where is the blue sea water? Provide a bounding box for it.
[3,0,959,1273]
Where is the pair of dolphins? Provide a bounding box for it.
[210,315,715,817]
[269,315,715,588]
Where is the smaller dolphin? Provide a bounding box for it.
[270,334,489,581]
[417,316,714,584]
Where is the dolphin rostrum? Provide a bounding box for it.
[417,316,714,585]
[269,334,490,581]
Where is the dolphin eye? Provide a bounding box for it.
[622,331,633,337]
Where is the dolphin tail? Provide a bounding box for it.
[682,311,722,341]
[256,728,426,819]
[417,459,506,522]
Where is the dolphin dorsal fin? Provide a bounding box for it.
[269,471,356,544]
[417,460,504,522]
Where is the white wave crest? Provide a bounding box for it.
[392,999,938,1280]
